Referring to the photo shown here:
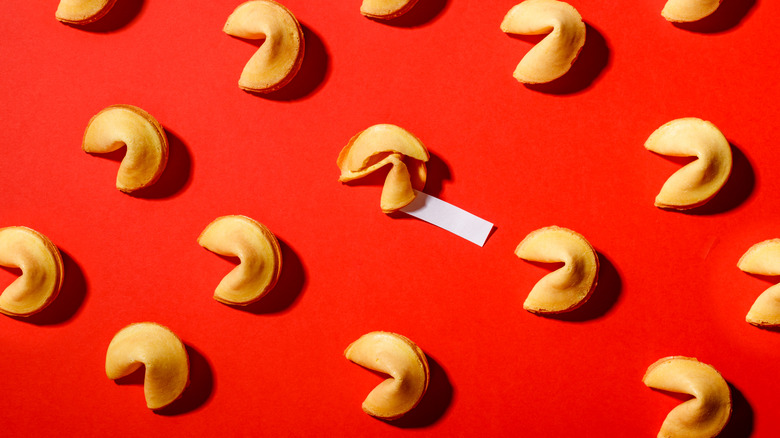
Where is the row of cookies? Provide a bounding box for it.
[54,0,728,93]
[7,107,774,323]
[103,320,735,438]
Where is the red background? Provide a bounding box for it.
[0,0,774,436]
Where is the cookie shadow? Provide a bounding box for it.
[156,344,215,416]
[233,239,307,315]
[546,251,622,322]
[129,128,193,199]
[750,322,780,333]
[682,143,755,216]
[672,0,758,34]
[524,23,611,95]
[255,24,330,101]
[422,151,451,199]
[13,250,88,326]
[65,0,145,33]
[719,383,754,438]
[389,354,453,428]
[368,0,449,28]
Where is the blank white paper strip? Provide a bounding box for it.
[400,190,494,246]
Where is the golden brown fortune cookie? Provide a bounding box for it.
[198,215,282,306]
[645,117,732,210]
[501,0,586,84]
[344,331,429,420]
[662,0,723,23]
[82,104,169,193]
[738,239,780,327]
[224,0,305,93]
[105,322,190,410]
[56,0,118,24]
[0,226,64,317]
[514,226,598,314]
[360,0,419,19]
[643,356,731,438]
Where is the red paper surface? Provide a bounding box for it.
[0,0,775,436]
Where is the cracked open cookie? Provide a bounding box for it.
[337,124,429,213]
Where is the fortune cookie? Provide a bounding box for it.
[501,0,586,84]
[515,226,598,314]
[344,331,429,420]
[645,118,731,210]
[224,0,305,93]
[0,227,64,317]
[738,239,780,327]
[82,104,169,193]
[643,356,731,438]
[105,322,190,410]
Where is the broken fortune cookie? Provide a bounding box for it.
[337,124,429,213]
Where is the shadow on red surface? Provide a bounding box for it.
[255,24,331,102]
[548,251,622,322]
[130,128,193,200]
[424,151,452,199]
[157,344,215,416]
[368,0,449,28]
[523,23,611,95]
[82,127,193,199]
[719,383,754,438]
[13,250,88,326]
[232,238,307,315]
[65,0,145,33]
[673,0,758,34]
[682,144,755,216]
[389,354,454,429]
[113,343,214,415]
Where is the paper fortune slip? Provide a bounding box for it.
[401,191,494,247]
